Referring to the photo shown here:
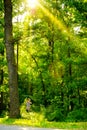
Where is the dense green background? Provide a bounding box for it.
[0,0,87,121]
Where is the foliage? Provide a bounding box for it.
[66,108,87,122]
[0,0,87,121]
[45,107,65,122]
[0,116,87,129]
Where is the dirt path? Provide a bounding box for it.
[0,125,63,130]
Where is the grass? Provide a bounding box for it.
[0,105,87,129]
[0,111,87,130]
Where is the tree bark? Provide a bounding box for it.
[4,0,20,118]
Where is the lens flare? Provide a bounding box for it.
[27,0,38,8]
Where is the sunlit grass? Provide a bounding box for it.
[0,117,87,129]
[0,111,46,127]
[0,112,87,129]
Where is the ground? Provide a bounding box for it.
[0,125,63,130]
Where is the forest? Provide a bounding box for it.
[0,0,87,121]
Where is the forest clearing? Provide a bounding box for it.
[0,0,87,129]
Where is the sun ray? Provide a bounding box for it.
[38,3,70,37]
[27,0,39,8]
[37,3,87,54]
[26,0,83,51]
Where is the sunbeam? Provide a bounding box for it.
[27,0,39,8]
[38,3,71,37]
[37,2,87,53]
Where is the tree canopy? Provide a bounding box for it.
[0,0,87,120]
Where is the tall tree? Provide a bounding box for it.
[0,0,4,86]
[4,0,20,118]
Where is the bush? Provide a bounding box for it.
[31,104,40,112]
[66,108,87,122]
[45,105,64,121]
[0,110,8,117]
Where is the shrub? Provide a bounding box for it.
[45,105,64,121]
[66,108,87,122]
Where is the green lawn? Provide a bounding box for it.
[0,112,87,130]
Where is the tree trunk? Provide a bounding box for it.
[4,0,20,118]
[0,43,4,85]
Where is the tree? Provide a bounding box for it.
[4,0,20,118]
[0,0,4,86]
[1,0,87,121]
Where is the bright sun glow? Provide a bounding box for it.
[27,0,38,8]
